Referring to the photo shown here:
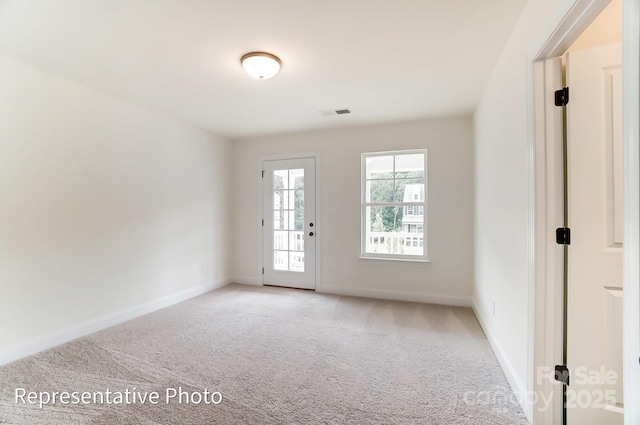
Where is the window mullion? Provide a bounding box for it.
[392,155,396,205]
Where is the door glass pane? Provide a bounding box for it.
[273,187,289,210]
[288,191,296,212]
[272,168,305,273]
[274,251,288,270]
[290,169,304,189]
[287,211,296,231]
[275,170,289,190]
[290,252,304,272]
[274,231,288,250]
[294,210,304,230]
[274,210,290,231]
[293,190,304,209]
[290,232,304,252]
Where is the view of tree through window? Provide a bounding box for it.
[362,150,427,259]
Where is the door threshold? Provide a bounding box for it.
[263,284,316,292]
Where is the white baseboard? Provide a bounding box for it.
[231,277,263,286]
[472,301,530,421]
[318,284,471,307]
[0,278,231,367]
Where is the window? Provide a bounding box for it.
[361,149,427,260]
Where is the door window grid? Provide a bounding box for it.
[273,169,305,272]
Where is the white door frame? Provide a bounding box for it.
[258,152,322,289]
[528,0,640,424]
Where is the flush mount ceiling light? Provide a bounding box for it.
[241,52,281,80]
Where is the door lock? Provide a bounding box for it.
[309,232,314,236]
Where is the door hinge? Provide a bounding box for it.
[262,219,264,226]
[555,365,570,386]
[262,170,265,178]
[556,227,571,245]
[555,87,569,106]
[262,267,264,275]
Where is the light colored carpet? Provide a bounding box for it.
[0,284,529,424]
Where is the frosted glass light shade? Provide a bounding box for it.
[241,52,281,79]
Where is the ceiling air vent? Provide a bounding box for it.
[320,108,351,117]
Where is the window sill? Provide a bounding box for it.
[358,256,431,264]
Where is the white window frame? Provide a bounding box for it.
[360,149,428,262]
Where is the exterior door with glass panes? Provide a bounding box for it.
[262,158,316,289]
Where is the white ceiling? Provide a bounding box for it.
[0,0,527,139]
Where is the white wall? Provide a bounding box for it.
[0,54,232,359]
[570,0,621,51]
[473,0,571,409]
[231,117,474,304]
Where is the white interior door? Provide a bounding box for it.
[566,43,623,424]
[262,158,316,290]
